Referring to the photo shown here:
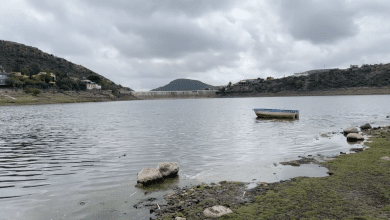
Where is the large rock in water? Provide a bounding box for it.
[203,205,233,217]
[347,133,364,141]
[157,162,180,178]
[344,127,359,134]
[137,167,163,186]
[360,123,372,130]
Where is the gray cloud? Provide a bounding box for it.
[1,0,390,90]
[278,0,358,44]
[82,0,236,18]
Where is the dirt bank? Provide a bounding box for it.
[0,89,139,106]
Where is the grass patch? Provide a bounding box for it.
[221,131,390,219]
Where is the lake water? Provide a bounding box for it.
[1,95,390,219]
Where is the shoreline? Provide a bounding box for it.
[217,86,390,98]
[1,86,390,105]
[137,125,390,220]
[0,89,139,106]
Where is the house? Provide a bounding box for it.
[81,79,102,90]
[10,72,22,76]
[294,72,309,77]
[0,72,11,85]
[350,65,359,69]
[234,78,263,86]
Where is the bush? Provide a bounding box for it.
[24,86,41,96]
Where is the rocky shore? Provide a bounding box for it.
[135,123,390,220]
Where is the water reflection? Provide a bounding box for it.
[0,95,389,219]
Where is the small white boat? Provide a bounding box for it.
[253,108,299,119]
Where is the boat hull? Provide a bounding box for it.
[253,109,299,119]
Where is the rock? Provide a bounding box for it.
[203,205,233,218]
[157,162,180,178]
[380,156,390,161]
[360,123,372,130]
[136,167,163,186]
[344,127,359,134]
[350,148,363,153]
[175,217,186,220]
[347,133,364,141]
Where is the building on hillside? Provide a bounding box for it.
[294,72,309,77]
[266,76,274,80]
[350,65,359,69]
[0,72,11,85]
[81,79,102,90]
[234,78,263,86]
[10,72,22,76]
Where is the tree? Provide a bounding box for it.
[39,73,53,83]
[87,73,102,84]
[21,65,30,76]
[29,63,40,79]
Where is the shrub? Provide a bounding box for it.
[24,86,41,96]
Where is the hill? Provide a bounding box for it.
[0,40,131,90]
[151,78,216,91]
[219,63,390,95]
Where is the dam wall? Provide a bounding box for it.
[131,90,218,100]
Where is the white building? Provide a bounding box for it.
[0,72,10,85]
[81,79,102,90]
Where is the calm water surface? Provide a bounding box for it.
[1,95,390,219]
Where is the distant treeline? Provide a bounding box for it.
[221,64,390,94]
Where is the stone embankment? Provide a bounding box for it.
[131,90,218,100]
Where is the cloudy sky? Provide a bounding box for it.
[1,0,390,91]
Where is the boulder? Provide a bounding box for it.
[347,133,364,141]
[175,217,186,220]
[381,156,390,161]
[344,127,358,134]
[157,162,180,178]
[136,167,163,186]
[203,205,233,218]
[360,123,372,130]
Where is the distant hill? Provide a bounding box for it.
[219,62,390,94]
[151,78,216,91]
[0,40,132,90]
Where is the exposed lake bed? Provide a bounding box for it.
[1,95,390,219]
